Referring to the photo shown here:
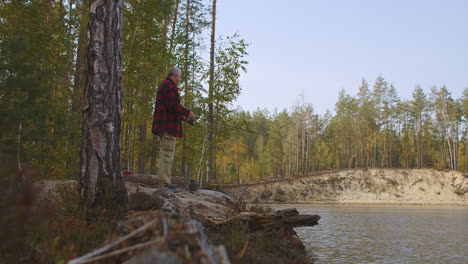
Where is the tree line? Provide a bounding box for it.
[215,79,468,184]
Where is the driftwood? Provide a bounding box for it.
[71,237,165,264]
[35,177,322,263]
[68,189,231,264]
[219,208,320,231]
[68,219,159,264]
[208,207,321,262]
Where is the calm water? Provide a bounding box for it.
[272,204,468,264]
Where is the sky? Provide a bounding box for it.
[215,0,468,115]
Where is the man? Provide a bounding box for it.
[152,67,196,188]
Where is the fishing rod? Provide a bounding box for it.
[187,116,306,148]
[190,116,262,135]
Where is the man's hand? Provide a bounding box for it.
[186,111,196,121]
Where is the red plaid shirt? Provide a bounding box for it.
[151,78,190,138]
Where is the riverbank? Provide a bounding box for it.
[221,168,468,206]
[33,177,320,264]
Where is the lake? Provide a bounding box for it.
[272,204,468,264]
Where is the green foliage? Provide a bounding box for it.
[0,0,82,179]
[212,33,249,108]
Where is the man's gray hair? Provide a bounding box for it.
[167,67,182,77]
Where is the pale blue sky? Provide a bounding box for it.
[216,0,468,114]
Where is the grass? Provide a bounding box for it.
[0,163,124,263]
[40,184,124,263]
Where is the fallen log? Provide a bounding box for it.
[122,174,185,187]
[68,219,160,264]
[219,208,320,231]
[284,215,321,228]
[59,181,321,264]
[68,189,231,264]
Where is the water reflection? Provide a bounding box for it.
[272,204,468,264]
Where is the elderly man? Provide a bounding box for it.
[152,67,196,188]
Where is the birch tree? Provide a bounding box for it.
[79,0,127,208]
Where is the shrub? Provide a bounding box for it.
[0,162,123,263]
[454,188,465,196]
[259,190,273,200]
[272,188,286,203]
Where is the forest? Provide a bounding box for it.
[1,0,467,187]
[0,1,467,263]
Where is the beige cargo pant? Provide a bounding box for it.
[158,131,176,186]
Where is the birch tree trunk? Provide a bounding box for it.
[417,116,423,168]
[465,128,468,172]
[150,135,158,174]
[168,0,180,54]
[71,0,88,114]
[197,122,209,187]
[181,0,191,181]
[207,0,217,184]
[137,121,146,174]
[79,0,127,208]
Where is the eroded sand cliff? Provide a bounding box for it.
[221,169,468,205]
